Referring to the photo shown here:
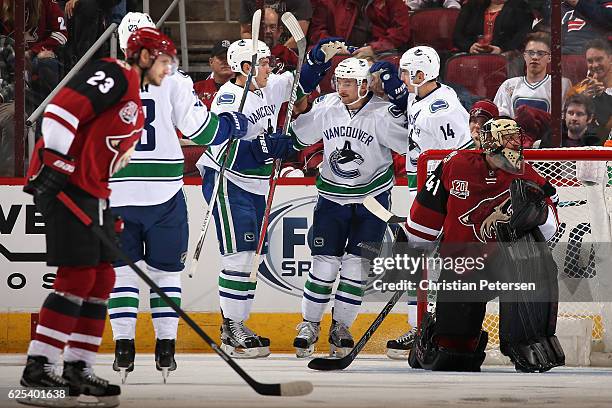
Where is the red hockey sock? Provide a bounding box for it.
[64,300,107,366]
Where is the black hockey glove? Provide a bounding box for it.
[509,178,549,235]
[24,148,75,197]
[251,131,296,164]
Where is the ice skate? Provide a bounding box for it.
[18,355,77,407]
[293,321,320,358]
[386,327,417,360]
[112,339,135,384]
[220,318,264,359]
[63,360,120,408]
[242,325,271,357]
[329,319,354,358]
[155,339,177,383]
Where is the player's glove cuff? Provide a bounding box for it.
[24,148,75,197]
[218,111,249,140]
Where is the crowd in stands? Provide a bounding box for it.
[1,0,611,178]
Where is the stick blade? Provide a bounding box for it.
[280,381,314,397]
[280,12,305,42]
[307,356,350,371]
[363,196,407,224]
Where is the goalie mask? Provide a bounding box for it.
[480,117,525,175]
[399,46,440,88]
[227,39,271,77]
[334,57,371,105]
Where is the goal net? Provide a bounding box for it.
[416,148,612,366]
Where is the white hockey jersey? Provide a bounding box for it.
[406,83,472,192]
[493,74,572,118]
[110,70,223,207]
[290,93,407,204]
[196,72,293,195]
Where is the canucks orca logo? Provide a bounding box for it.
[329,141,364,179]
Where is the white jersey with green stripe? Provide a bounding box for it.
[110,70,223,207]
[196,72,293,196]
[405,83,473,193]
[290,93,407,204]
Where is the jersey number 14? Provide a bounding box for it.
[440,123,455,141]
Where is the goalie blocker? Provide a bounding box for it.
[401,117,564,373]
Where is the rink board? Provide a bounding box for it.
[0,178,411,352]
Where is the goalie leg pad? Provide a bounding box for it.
[408,312,488,372]
[500,335,565,373]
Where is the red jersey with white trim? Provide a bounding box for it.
[404,150,559,244]
[27,58,144,199]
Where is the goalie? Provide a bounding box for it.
[402,117,565,373]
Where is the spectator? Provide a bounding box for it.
[64,0,121,67]
[468,99,499,147]
[494,32,571,118]
[0,35,14,176]
[240,0,312,50]
[1,0,67,100]
[561,0,612,55]
[262,6,298,69]
[562,94,599,146]
[406,0,461,10]
[193,40,234,109]
[453,0,534,55]
[566,39,612,142]
[309,0,411,59]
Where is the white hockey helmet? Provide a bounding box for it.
[399,46,440,88]
[227,39,271,76]
[334,57,371,103]
[480,117,525,174]
[118,12,156,51]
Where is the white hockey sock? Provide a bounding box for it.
[109,265,140,340]
[219,252,255,322]
[332,254,366,327]
[148,264,181,340]
[302,255,341,323]
[407,303,418,328]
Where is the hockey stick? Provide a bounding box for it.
[250,12,307,281]
[308,289,403,371]
[55,191,313,397]
[363,195,407,224]
[188,9,262,278]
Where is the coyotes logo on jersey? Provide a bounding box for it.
[459,190,513,243]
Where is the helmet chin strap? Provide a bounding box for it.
[342,79,369,108]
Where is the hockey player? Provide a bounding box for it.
[288,57,408,358]
[404,117,565,372]
[19,27,174,408]
[371,46,473,359]
[108,13,249,383]
[494,32,571,118]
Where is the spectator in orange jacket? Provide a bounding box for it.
[308,0,411,59]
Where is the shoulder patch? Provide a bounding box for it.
[314,94,326,105]
[119,101,139,126]
[430,99,449,113]
[217,93,236,105]
[388,104,404,118]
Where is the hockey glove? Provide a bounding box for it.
[217,111,249,140]
[301,37,347,94]
[370,61,408,110]
[251,131,296,164]
[24,148,75,197]
[509,179,549,235]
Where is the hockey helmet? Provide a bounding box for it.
[480,117,525,174]
[399,46,440,88]
[334,57,371,103]
[126,27,177,72]
[118,12,155,51]
[227,39,271,76]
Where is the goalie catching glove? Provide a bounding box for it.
[24,148,75,197]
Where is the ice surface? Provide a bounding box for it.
[1,354,611,408]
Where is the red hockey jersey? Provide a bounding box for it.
[405,150,559,244]
[27,58,144,199]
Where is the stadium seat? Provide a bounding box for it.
[409,8,460,51]
[561,54,587,85]
[444,54,508,100]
